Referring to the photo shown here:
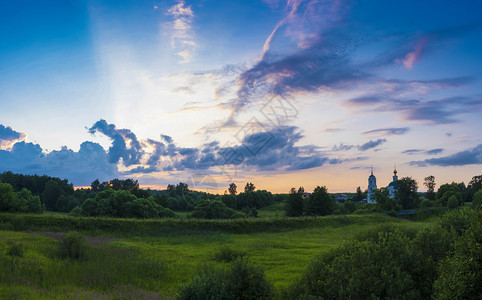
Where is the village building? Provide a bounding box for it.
[366,167,398,203]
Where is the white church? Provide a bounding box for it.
[366,168,398,203]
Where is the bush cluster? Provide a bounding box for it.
[285,208,480,299]
[178,257,273,300]
[58,232,87,260]
[78,189,175,219]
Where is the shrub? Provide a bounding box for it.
[447,195,459,209]
[179,257,272,300]
[7,242,24,273]
[191,200,239,219]
[58,231,87,260]
[70,206,83,216]
[420,199,435,208]
[287,230,424,299]
[438,208,477,236]
[434,211,481,299]
[472,189,481,209]
[214,246,246,262]
[11,215,26,231]
[178,266,225,300]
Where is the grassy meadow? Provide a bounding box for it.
[0,208,435,299]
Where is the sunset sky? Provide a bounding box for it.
[1,0,481,193]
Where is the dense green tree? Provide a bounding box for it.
[343,200,356,213]
[221,194,236,209]
[228,183,237,195]
[447,195,459,209]
[42,180,63,211]
[473,189,482,208]
[394,177,419,209]
[16,188,42,213]
[436,183,462,207]
[374,188,401,212]
[423,175,436,200]
[244,182,256,193]
[434,209,481,299]
[55,194,78,212]
[191,200,241,219]
[464,174,482,202]
[353,186,364,202]
[285,187,304,217]
[306,186,335,216]
[151,194,169,208]
[175,182,189,197]
[90,179,101,192]
[80,198,98,216]
[0,182,17,212]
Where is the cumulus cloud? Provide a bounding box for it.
[410,144,482,167]
[86,120,332,174]
[88,119,143,166]
[0,125,27,150]
[0,141,118,186]
[166,0,195,63]
[163,126,332,172]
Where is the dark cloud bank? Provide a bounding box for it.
[1,120,336,185]
[410,144,482,167]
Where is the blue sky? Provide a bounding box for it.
[1,0,481,193]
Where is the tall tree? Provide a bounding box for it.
[353,186,364,202]
[285,187,304,217]
[423,175,436,201]
[306,186,335,216]
[91,179,100,192]
[244,182,256,193]
[395,177,419,209]
[0,182,16,212]
[42,180,63,211]
[228,183,237,195]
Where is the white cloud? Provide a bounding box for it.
[165,0,196,64]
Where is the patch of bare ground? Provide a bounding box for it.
[35,232,118,245]
[70,286,171,300]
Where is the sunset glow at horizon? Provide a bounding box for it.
[1,0,481,194]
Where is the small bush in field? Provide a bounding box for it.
[58,231,87,260]
[69,206,82,216]
[214,246,246,262]
[7,242,24,273]
[11,215,25,231]
[178,257,272,299]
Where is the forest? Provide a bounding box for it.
[0,171,480,299]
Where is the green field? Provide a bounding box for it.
[0,212,434,299]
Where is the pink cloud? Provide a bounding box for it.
[402,38,428,69]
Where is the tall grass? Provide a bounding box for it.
[0,213,434,298]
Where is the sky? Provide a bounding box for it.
[0,0,481,193]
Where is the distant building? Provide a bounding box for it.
[386,168,398,198]
[335,194,348,203]
[367,169,377,203]
[366,167,399,203]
